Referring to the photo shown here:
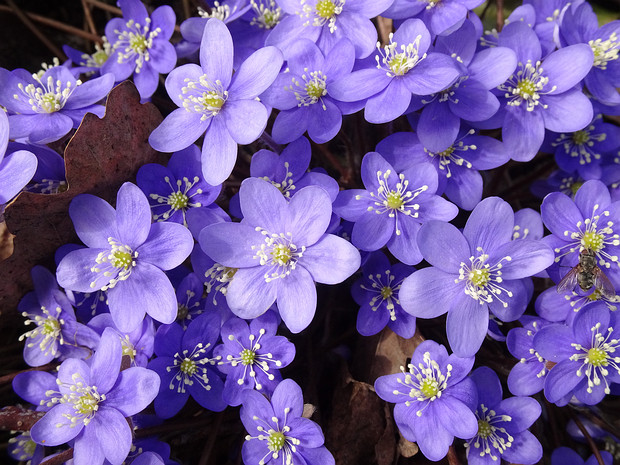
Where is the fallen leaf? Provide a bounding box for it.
[326,361,397,465]
[0,81,166,314]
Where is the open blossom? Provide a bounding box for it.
[399,197,554,356]
[333,151,458,265]
[30,329,160,465]
[495,21,594,161]
[374,340,478,461]
[240,379,334,465]
[534,302,620,405]
[200,178,360,333]
[56,182,194,332]
[147,313,226,418]
[149,18,283,185]
[0,65,113,144]
[540,179,620,285]
[329,19,461,124]
[466,366,542,465]
[214,312,295,405]
[102,0,177,99]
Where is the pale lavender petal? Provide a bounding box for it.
[149,108,209,153]
[399,267,464,318]
[277,266,317,333]
[226,266,277,318]
[300,235,361,284]
[200,19,233,88]
[90,406,132,465]
[228,46,283,99]
[446,296,489,357]
[463,197,514,253]
[115,182,151,249]
[287,186,331,245]
[69,194,118,249]
[417,221,470,271]
[201,116,237,185]
[222,99,268,145]
[104,367,160,416]
[137,221,194,270]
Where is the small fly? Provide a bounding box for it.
[557,248,616,299]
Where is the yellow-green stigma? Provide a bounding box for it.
[477,419,492,438]
[129,34,148,55]
[168,191,189,210]
[240,348,256,365]
[420,378,439,399]
[267,431,286,451]
[570,181,584,196]
[381,286,393,300]
[572,130,590,145]
[515,79,536,99]
[386,191,404,210]
[271,244,292,266]
[111,250,133,270]
[315,0,336,18]
[587,347,608,366]
[469,268,490,287]
[582,230,605,252]
[203,91,225,111]
[180,358,198,376]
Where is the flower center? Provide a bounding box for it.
[240,348,256,365]
[287,69,328,109]
[589,34,619,70]
[168,343,220,394]
[376,33,426,77]
[181,76,229,121]
[266,431,285,451]
[572,130,590,145]
[15,75,81,114]
[364,169,428,235]
[250,0,282,29]
[260,163,296,198]
[457,248,513,308]
[149,175,203,225]
[316,0,336,18]
[552,117,607,166]
[393,351,452,415]
[198,2,231,21]
[180,358,198,376]
[90,238,138,291]
[51,373,106,427]
[19,306,65,359]
[582,230,605,252]
[380,286,393,300]
[499,60,556,111]
[570,322,620,394]
[477,419,492,438]
[252,230,305,282]
[113,18,161,73]
[121,335,137,361]
[465,404,513,461]
[300,0,344,32]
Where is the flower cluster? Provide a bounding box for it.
[3,0,620,463]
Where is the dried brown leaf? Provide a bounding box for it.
[0,81,166,313]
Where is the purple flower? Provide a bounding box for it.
[149,18,283,185]
[148,312,226,418]
[552,447,614,465]
[56,182,194,332]
[351,250,416,337]
[465,366,542,465]
[540,179,620,284]
[30,329,160,465]
[329,19,461,124]
[63,40,114,77]
[374,340,478,461]
[214,312,295,405]
[102,0,177,99]
[137,144,223,226]
[0,66,114,144]
[549,114,620,180]
[88,313,155,367]
[376,128,508,211]
[399,197,554,356]
[0,110,37,204]
[410,20,516,151]
[265,0,392,59]
[334,150,458,265]
[240,378,334,465]
[506,316,555,396]
[495,21,594,161]
[229,136,339,218]
[174,272,206,328]
[261,38,357,144]
[559,2,620,106]
[199,178,360,333]
[534,302,620,405]
[383,0,484,36]
[8,432,44,465]
[19,266,99,367]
